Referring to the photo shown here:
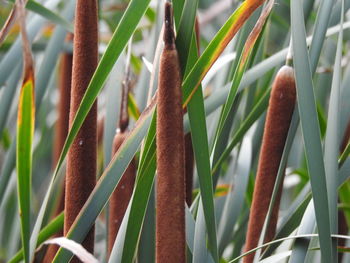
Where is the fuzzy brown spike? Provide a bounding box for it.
[64,0,98,260]
[156,2,186,262]
[243,66,296,263]
[53,37,73,166]
[43,33,73,263]
[107,131,136,256]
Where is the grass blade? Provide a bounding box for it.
[181,0,267,106]
[8,213,63,263]
[289,201,316,263]
[25,0,73,32]
[323,0,344,259]
[16,1,35,262]
[175,0,219,258]
[215,0,273,139]
[218,137,252,254]
[291,0,332,260]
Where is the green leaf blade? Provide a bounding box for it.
[16,78,35,263]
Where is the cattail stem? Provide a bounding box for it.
[43,35,73,263]
[244,65,296,263]
[156,2,186,262]
[64,0,98,259]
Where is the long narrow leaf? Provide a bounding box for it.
[323,1,344,261]
[291,0,332,260]
[16,1,35,262]
[8,213,63,263]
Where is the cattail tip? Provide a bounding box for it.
[277,65,295,82]
[164,1,175,47]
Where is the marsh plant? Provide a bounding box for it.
[0,0,349,262]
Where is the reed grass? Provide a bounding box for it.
[0,0,349,262]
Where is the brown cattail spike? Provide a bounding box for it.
[244,65,296,263]
[64,0,98,260]
[107,131,136,256]
[43,33,73,263]
[156,2,186,263]
[108,48,135,256]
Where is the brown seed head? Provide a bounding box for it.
[244,65,296,263]
[156,2,186,262]
[108,131,136,256]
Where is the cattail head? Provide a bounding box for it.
[155,2,186,263]
[244,65,296,263]
[108,131,136,256]
[64,0,98,258]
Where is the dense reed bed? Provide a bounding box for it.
[0,0,349,262]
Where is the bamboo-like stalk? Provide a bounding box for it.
[43,34,73,263]
[107,75,136,256]
[243,65,296,263]
[64,0,98,259]
[156,2,186,262]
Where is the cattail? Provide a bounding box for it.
[156,2,186,263]
[107,75,136,256]
[53,34,73,166]
[64,0,98,259]
[107,132,136,254]
[43,34,73,263]
[243,65,296,263]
